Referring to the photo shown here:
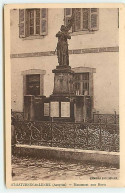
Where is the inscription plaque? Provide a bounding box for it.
[61,102,70,117]
[44,103,50,116]
[50,102,59,117]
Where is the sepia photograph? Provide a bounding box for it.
[4,3,125,188]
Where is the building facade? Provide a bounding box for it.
[10,8,119,118]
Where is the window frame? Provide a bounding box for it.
[21,69,46,97]
[26,74,40,96]
[19,8,48,38]
[28,9,41,36]
[74,73,89,96]
[72,67,96,97]
[74,8,90,32]
[64,8,99,35]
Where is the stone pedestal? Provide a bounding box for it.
[49,65,75,122]
[52,65,75,96]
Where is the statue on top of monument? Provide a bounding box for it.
[56,15,74,67]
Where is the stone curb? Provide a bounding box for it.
[15,144,119,167]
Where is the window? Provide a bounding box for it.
[75,83,80,95]
[26,74,40,96]
[82,73,89,95]
[75,73,81,81]
[73,67,96,96]
[64,8,99,33]
[29,9,40,35]
[74,73,89,95]
[22,69,46,96]
[19,8,48,38]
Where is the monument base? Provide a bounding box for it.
[49,95,75,122]
[52,65,75,96]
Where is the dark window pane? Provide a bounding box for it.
[36,9,40,35]
[36,25,40,34]
[28,75,40,83]
[75,74,80,80]
[29,10,34,35]
[30,27,34,35]
[36,9,40,17]
[42,20,46,32]
[83,89,85,95]
[91,14,97,28]
[66,17,71,27]
[66,8,71,15]
[30,18,34,26]
[36,17,40,25]
[75,83,80,90]
[82,73,89,80]
[85,83,87,89]
[26,74,40,96]
[91,8,97,13]
[29,10,34,18]
[83,82,85,89]
[88,83,89,92]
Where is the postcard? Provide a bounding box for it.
[4,3,125,188]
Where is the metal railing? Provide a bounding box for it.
[93,113,119,124]
[11,111,24,121]
[11,111,119,124]
[14,120,119,152]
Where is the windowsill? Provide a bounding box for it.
[21,30,95,39]
[22,35,46,40]
[70,30,95,36]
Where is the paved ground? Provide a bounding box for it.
[12,156,119,181]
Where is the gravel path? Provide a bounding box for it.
[12,156,119,181]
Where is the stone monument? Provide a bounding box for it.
[23,13,94,122]
[50,17,75,121]
[52,17,75,96]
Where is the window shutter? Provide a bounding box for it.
[74,8,81,32]
[25,10,30,37]
[64,8,72,32]
[40,8,48,35]
[82,8,89,30]
[89,8,99,31]
[19,9,26,38]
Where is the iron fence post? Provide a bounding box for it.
[51,117,53,147]
[114,110,116,124]
[99,119,102,150]
[86,125,89,147]
[29,123,32,146]
[74,124,77,149]
[27,122,32,146]
[93,113,94,123]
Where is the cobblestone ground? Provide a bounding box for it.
[12,156,119,181]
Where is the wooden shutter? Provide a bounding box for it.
[19,9,26,38]
[40,8,48,35]
[89,8,99,31]
[74,8,81,32]
[82,8,89,30]
[64,8,72,32]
